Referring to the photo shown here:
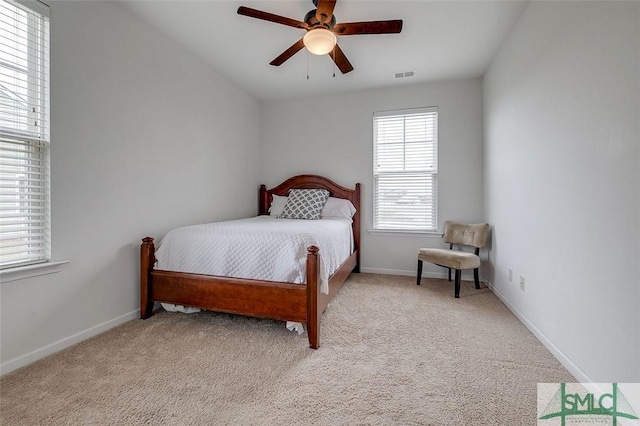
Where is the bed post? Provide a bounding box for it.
[258,184,269,215]
[140,237,155,319]
[306,246,321,349]
[353,183,361,273]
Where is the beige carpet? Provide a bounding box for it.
[1,274,573,425]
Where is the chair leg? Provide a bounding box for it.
[448,267,451,281]
[454,269,461,298]
[416,260,423,286]
[474,268,480,289]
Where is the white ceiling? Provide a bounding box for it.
[120,0,528,101]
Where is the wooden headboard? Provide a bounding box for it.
[258,174,361,264]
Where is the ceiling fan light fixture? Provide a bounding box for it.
[303,28,337,55]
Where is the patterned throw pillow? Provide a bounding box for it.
[279,189,330,220]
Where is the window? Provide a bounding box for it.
[0,0,50,269]
[373,107,438,231]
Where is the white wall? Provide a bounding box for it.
[261,79,484,276]
[484,1,640,381]
[0,1,262,374]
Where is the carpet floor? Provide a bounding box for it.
[0,273,574,425]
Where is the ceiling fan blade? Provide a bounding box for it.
[270,38,305,66]
[333,20,403,35]
[237,6,308,29]
[315,0,337,24]
[330,44,354,74]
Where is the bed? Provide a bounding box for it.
[140,174,361,348]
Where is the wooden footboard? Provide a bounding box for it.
[140,237,334,348]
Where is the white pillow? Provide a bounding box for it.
[271,194,356,219]
[269,194,288,217]
[321,197,357,219]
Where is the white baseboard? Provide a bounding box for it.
[1,310,140,376]
[360,267,477,282]
[3,276,590,385]
[485,279,592,384]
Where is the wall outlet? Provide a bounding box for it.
[509,269,513,282]
[520,275,526,292]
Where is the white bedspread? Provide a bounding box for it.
[154,216,353,294]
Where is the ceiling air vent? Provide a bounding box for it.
[394,71,415,79]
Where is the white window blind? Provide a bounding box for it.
[0,0,50,269]
[373,107,438,231]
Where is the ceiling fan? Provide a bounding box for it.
[237,0,403,74]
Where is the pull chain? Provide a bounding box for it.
[306,50,309,80]
[332,49,336,78]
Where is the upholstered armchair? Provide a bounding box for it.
[417,221,490,298]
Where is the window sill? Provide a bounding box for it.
[0,260,70,283]
[368,229,444,238]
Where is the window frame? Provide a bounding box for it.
[372,106,439,233]
[0,0,51,271]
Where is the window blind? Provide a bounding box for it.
[0,0,50,269]
[373,107,438,231]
